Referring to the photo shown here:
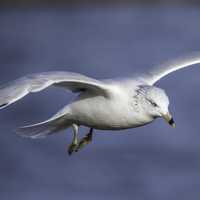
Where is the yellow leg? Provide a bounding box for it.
[68,124,79,156]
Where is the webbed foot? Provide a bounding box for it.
[68,142,78,156]
[75,128,93,152]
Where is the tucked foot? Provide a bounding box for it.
[75,128,93,152]
[68,142,78,156]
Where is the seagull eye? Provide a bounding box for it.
[151,102,158,107]
[146,98,158,107]
[148,99,158,107]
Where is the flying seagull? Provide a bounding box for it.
[0,54,199,155]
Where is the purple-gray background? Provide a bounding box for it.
[0,7,200,200]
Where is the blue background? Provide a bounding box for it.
[0,7,200,200]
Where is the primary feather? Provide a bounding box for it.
[144,53,200,85]
[0,71,110,109]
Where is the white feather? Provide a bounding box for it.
[0,71,111,109]
[143,52,200,85]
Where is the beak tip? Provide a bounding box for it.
[169,118,175,128]
[172,123,176,128]
[162,113,175,128]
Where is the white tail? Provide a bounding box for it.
[16,115,72,139]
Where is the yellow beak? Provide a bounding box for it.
[162,112,176,128]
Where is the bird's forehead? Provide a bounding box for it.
[147,87,169,103]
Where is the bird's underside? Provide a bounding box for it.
[0,53,200,155]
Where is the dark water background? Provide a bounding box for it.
[0,7,200,200]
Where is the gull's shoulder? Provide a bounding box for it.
[102,77,146,96]
[103,76,147,88]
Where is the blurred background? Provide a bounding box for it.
[0,1,200,200]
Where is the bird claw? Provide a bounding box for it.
[75,138,90,152]
[68,143,78,156]
[68,128,93,155]
[67,138,90,155]
[75,132,92,152]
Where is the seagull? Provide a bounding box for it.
[0,54,199,155]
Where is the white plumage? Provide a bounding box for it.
[0,54,200,154]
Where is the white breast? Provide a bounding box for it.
[68,89,154,130]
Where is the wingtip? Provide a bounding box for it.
[0,103,9,109]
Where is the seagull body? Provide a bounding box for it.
[65,84,149,130]
[0,54,199,154]
[67,82,159,130]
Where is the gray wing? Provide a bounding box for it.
[0,71,110,109]
[142,53,200,85]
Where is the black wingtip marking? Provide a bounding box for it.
[0,103,8,108]
[169,118,175,126]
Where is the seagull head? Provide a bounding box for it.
[140,86,175,128]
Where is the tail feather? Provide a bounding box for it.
[16,116,71,139]
[16,123,58,139]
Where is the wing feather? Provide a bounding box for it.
[143,53,200,85]
[0,71,110,109]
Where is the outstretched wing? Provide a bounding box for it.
[0,71,110,109]
[142,53,200,85]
